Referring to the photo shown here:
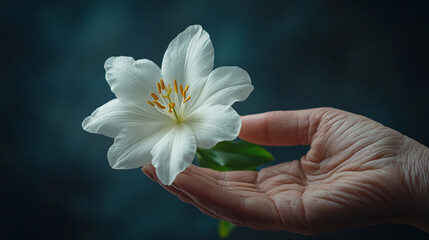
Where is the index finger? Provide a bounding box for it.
[239,108,330,146]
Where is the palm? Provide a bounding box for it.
[144,108,409,234]
[252,111,406,234]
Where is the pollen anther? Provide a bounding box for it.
[147,101,155,107]
[174,79,178,94]
[157,82,161,94]
[160,79,165,90]
[153,101,165,109]
[183,85,189,98]
[179,84,184,97]
[151,92,159,101]
[183,96,191,103]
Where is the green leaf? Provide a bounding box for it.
[218,220,235,239]
[196,150,229,171]
[196,140,274,171]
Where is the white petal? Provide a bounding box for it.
[161,25,214,87]
[185,105,241,149]
[151,123,196,185]
[185,66,253,114]
[108,123,171,169]
[82,99,165,138]
[105,56,161,107]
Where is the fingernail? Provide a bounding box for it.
[142,166,156,182]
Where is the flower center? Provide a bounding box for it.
[147,78,191,122]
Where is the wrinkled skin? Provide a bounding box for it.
[143,108,429,235]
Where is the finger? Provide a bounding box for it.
[142,165,192,203]
[185,165,258,185]
[142,165,225,220]
[163,183,225,220]
[143,165,197,205]
[174,172,250,226]
[182,165,267,199]
[174,167,283,230]
[239,108,329,146]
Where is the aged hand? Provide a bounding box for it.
[143,108,429,235]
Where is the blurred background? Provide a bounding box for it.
[2,0,428,239]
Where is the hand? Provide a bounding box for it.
[142,108,429,235]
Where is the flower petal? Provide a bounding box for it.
[201,66,254,105]
[151,123,196,185]
[82,99,166,138]
[105,56,161,107]
[185,105,241,149]
[161,25,214,87]
[185,66,253,114]
[108,123,171,169]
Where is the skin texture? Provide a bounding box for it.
[142,107,429,235]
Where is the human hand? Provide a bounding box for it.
[142,108,429,234]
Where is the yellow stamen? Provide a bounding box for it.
[174,79,178,94]
[157,82,161,94]
[161,85,172,99]
[151,92,159,101]
[160,79,165,90]
[180,84,184,97]
[183,96,191,103]
[183,85,189,98]
[149,78,192,121]
[168,103,176,113]
[153,101,165,109]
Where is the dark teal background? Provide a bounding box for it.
[3,0,428,239]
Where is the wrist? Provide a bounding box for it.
[397,136,429,232]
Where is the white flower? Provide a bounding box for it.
[82,25,253,185]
